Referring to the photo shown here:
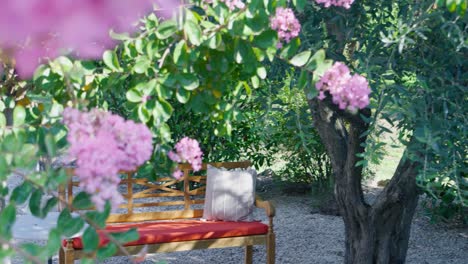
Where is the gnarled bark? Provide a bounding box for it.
[308,98,420,264]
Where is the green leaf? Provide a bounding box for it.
[293,0,307,11]
[314,59,334,77]
[133,57,151,74]
[81,258,95,264]
[97,243,117,260]
[13,105,26,126]
[456,0,467,15]
[33,64,49,82]
[135,38,144,54]
[109,30,130,41]
[29,189,44,218]
[173,40,188,65]
[10,182,32,204]
[156,20,177,39]
[179,73,200,91]
[14,143,37,168]
[42,197,58,216]
[414,126,428,143]
[234,40,256,73]
[253,30,278,49]
[234,40,247,64]
[153,99,173,122]
[138,105,151,123]
[58,209,85,237]
[176,88,191,103]
[47,228,61,256]
[289,51,312,67]
[85,202,110,229]
[242,82,252,96]
[83,226,99,252]
[251,75,260,88]
[21,243,47,262]
[72,192,93,210]
[0,155,8,179]
[2,134,20,153]
[126,89,143,103]
[298,70,308,90]
[280,38,301,59]
[103,50,121,71]
[110,228,139,244]
[184,20,202,46]
[0,204,16,239]
[44,133,57,157]
[305,49,326,71]
[257,66,267,79]
[55,56,73,73]
[206,34,223,50]
[446,0,457,12]
[156,83,173,99]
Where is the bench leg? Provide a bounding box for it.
[266,232,275,264]
[60,243,75,264]
[64,248,75,264]
[59,246,65,264]
[245,245,253,264]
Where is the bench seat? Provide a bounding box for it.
[64,220,269,249]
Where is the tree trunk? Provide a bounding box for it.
[341,157,420,264]
[308,98,421,264]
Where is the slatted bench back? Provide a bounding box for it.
[59,161,251,223]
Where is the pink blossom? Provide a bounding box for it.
[270,8,301,45]
[168,137,203,178]
[172,169,184,180]
[63,107,153,211]
[212,0,245,11]
[315,62,371,111]
[0,0,181,78]
[315,0,355,9]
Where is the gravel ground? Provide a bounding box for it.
[9,175,468,264]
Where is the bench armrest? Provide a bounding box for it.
[255,195,275,218]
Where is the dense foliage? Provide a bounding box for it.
[0,0,466,263]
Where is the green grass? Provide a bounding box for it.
[372,144,404,182]
[367,123,405,185]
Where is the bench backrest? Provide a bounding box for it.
[59,161,251,223]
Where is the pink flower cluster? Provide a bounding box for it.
[0,0,180,78]
[203,0,245,10]
[315,0,355,9]
[221,0,245,10]
[316,62,371,111]
[168,137,203,179]
[62,107,153,210]
[270,8,301,47]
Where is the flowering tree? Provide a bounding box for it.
[0,0,466,263]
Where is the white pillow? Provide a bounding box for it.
[203,165,256,221]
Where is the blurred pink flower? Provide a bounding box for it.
[0,0,181,77]
[172,169,184,180]
[222,0,245,10]
[315,0,355,9]
[168,137,203,178]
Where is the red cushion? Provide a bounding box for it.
[63,220,269,249]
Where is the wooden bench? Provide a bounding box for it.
[58,161,276,264]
